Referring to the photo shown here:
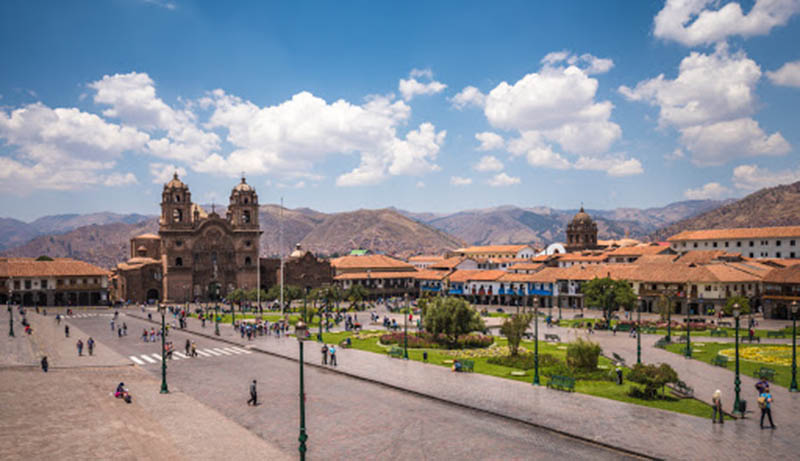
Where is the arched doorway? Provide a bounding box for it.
[208,282,221,301]
[146,289,160,303]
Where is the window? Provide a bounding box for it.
[737,241,741,247]
[242,210,251,224]
[749,252,754,258]
[245,240,251,247]
[682,242,686,247]
[83,278,87,284]
[792,252,797,258]
[175,257,183,267]
[704,242,708,247]
[713,242,717,248]
[705,285,711,291]
[790,240,796,246]
[776,240,782,246]
[776,252,782,258]
[749,241,754,247]
[41,279,48,288]
[14,280,20,289]
[24,280,31,289]
[245,257,252,266]
[174,194,181,202]
[57,279,63,287]
[173,209,183,223]
[693,242,698,248]
[243,197,249,204]
[70,279,76,285]
[176,240,183,247]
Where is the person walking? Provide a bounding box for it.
[191,341,198,357]
[247,380,258,406]
[122,323,127,336]
[185,339,191,355]
[712,389,724,424]
[117,327,122,338]
[76,339,84,356]
[65,324,70,338]
[759,385,776,429]
[88,337,95,356]
[321,343,329,365]
[110,319,115,332]
[329,344,337,367]
[41,356,49,373]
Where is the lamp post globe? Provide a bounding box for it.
[790,301,799,393]
[732,303,742,415]
[294,321,309,460]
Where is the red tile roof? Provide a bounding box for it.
[0,258,110,278]
[448,269,506,283]
[333,271,418,280]
[668,226,800,241]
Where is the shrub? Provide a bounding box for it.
[487,352,559,370]
[566,338,601,371]
[627,363,679,400]
[499,313,533,356]
[422,297,485,346]
[378,332,493,349]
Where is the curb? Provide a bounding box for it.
[127,312,658,460]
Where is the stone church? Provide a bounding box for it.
[565,206,602,252]
[113,173,261,303]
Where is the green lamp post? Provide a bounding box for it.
[403,294,409,360]
[790,300,798,393]
[9,304,14,337]
[532,295,540,386]
[294,321,309,461]
[231,300,236,327]
[214,303,220,336]
[636,295,642,365]
[732,303,742,416]
[159,305,169,394]
[666,291,673,343]
[684,300,692,358]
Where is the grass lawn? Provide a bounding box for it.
[556,319,791,339]
[321,330,720,420]
[664,342,794,389]
[190,312,323,328]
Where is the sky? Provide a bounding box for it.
[1,0,800,221]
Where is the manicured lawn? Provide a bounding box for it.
[664,342,794,389]
[321,331,720,419]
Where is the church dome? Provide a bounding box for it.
[571,206,593,225]
[289,243,305,258]
[165,172,187,190]
[233,176,253,193]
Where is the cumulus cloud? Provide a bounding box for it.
[684,182,731,199]
[450,176,472,186]
[620,45,789,166]
[767,60,800,87]
[653,0,800,46]
[0,102,149,192]
[473,155,504,172]
[450,86,486,109]
[103,172,138,187]
[487,172,520,187]
[475,132,504,151]
[732,164,800,190]
[150,163,187,184]
[573,155,644,177]
[541,51,614,74]
[398,69,447,101]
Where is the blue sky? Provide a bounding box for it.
[1,0,800,221]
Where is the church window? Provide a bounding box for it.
[245,240,251,247]
[175,194,181,202]
[173,209,183,223]
[176,240,183,247]
[242,210,251,224]
[243,197,249,204]
[176,257,183,267]
[245,257,252,266]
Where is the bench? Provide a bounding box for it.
[718,321,732,328]
[757,367,776,381]
[455,359,474,372]
[612,352,626,365]
[573,314,583,319]
[670,380,694,398]
[615,323,633,332]
[742,336,760,343]
[544,334,561,342]
[388,346,404,358]
[711,355,729,367]
[766,331,786,338]
[522,332,533,340]
[710,329,729,337]
[675,335,688,343]
[642,327,657,334]
[546,374,575,392]
[510,370,526,376]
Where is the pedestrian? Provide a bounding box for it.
[65,325,70,338]
[123,323,127,336]
[110,319,115,332]
[758,385,776,429]
[755,376,768,394]
[321,343,329,365]
[191,341,198,357]
[88,337,95,356]
[76,339,84,356]
[615,366,623,385]
[329,344,337,366]
[41,356,48,373]
[56,314,61,325]
[117,327,122,338]
[709,389,724,424]
[142,329,148,342]
[247,379,258,406]
[185,339,191,355]
[201,316,206,328]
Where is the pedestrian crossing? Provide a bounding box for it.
[63,313,117,319]
[129,346,252,365]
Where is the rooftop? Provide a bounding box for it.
[0,257,110,278]
[668,226,800,241]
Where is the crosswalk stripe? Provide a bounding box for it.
[130,356,145,365]
[150,353,163,361]
[196,350,211,357]
[174,352,188,359]
[140,354,157,364]
[204,348,222,356]
[225,347,244,354]
[213,348,233,356]
[230,347,252,354]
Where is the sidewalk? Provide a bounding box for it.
[132,309,798,461]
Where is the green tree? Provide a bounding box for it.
[500,313,533,356]
[346,284,369,310]
[566,338,602,371]
[656,294,673,321]
[422,297,485,346]
[627,363,679,399]
[265,284,302,310]
[724,295,752,316]
[582,277,637,322]
[228,288,246,305]
[35,255,54,261]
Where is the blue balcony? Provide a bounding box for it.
[529,289,552,296]
[422,286,440,292]
[448,288,463,295]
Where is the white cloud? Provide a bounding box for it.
[150,163,187,184]
[573,155,644,177]
[680,118,790,166]
[103,172,138,187]
[665,148,686,161]
[450,86,486,110]
[487,172,520,187]
[653,0,800,46]
[767,60,800,87]
[475,132,504,151]
[684,182,731,199]
[450,176,472,186]
[142,0,177,10]
[732,164,800,190]
[541,51,614,75]
[398,69,447,101]
[507,131,571,170]
[0,102,149,192]
[473,155,504,172]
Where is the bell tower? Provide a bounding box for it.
[160,172,193,230]
[228,176,259,229]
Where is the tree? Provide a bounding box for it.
[422,297,485,346]
[346,284,369,310]
[724,295,752,316]
[500,313,533,356]
[656,294,673,321]
[35,255,54,261]
[627,363,679,399]
[228,288,246,305]
[566,338,602,371]
[582,277,637,322]
[265,284,302,310]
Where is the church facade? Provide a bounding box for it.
[113,174,262,303]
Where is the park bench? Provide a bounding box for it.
[669,380,694,398]
[544,333,561,342]
[711,355,729,367]
[642,327,657,334]
[456,359,474,372]
[718,321,732,328]
[612,352,626,365]
[616,323,633,332]
[742,336,760,343]
[757,367,776,381]
[546,374,575,392]
[675,335,687,343]
[766,331,786,338]
[573,314,583,319]
[710,329,729,337]
[388,346,404,358]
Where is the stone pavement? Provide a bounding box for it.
[0,308,35,366]
[132,308,798,461]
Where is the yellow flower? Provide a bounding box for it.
[719,346,791,366]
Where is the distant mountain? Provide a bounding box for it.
[0,218,37,250]
[650,182,800,241]
[0,213,153,250]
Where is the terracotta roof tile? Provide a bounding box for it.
[448,269,506,283]
[455,245,532,253]
[764,265,800,284]
[330,254,414,271]
[668,226,800,241]
[334,271,418,280]
[0,258,110,278]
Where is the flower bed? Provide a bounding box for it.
[378,332,494,349]
[719,346,792,366]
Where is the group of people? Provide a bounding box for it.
[320,343,338,366]
[141,328,160,342]
[75,337,95,356]
[709,377,776,429]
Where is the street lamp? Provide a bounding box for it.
[294,321,309,461]
[215,303,220,336]
[733,303,742,416]
[684,300,692,358]
[8,304,14,337]
[532,295,540,386]
[159,305,169,394]
[636,295,642,365]
[666,290,673,343]
[403,294,409,360]
[790,301,798,393]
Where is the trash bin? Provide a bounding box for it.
[738,400,747,414]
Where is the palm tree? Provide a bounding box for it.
[346,284,369,311]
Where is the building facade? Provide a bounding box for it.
[668,226,800,259]
[565,206,601,252]
[1,257,110,306]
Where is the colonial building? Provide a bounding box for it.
[113,174,262,303]
[667,226,800,259]
[259,244,333,292]
[565,206,601,252]
[1,257,110,306]
[453,245,536,260]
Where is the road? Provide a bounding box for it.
[66,312,640,460]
